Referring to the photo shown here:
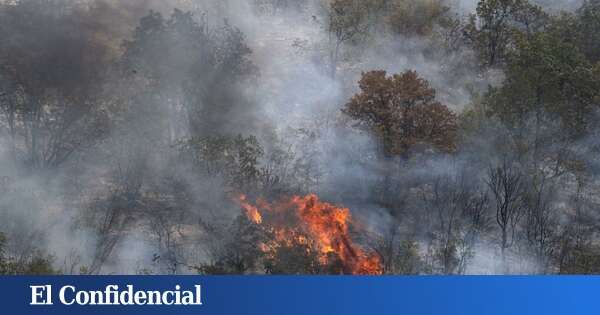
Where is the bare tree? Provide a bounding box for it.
[486,161,525,271]
[523,174,556,273]
[422,173,490,274]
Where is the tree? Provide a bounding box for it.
[387,0,453,37]
[264,239,321,274]
[485,24,600,138]
[420,173,489,274]
[554,189,600,274]
[176,134,264,193]
[197,215,268,275]
[0,0,113,169]
[486,161,525,271]
[326,0,372,78]
[374,216,424,275]
[0,232,6,274]
[85,188,138,274]
[343,70,457,157]
[252,0,309,15]
[522,175,556,272]
[576,0,600,63]
[463,0,547,67]
[121,10,256,139]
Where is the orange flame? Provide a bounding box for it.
[238,194,263,224]
[235,193,382,275]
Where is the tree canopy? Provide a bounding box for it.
[343,70,457,156]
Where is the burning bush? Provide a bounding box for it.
[236,194,383,275]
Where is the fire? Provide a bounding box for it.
[235,193,383,275]
[238,194,262,224]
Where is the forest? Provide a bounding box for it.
[1,0,600,275]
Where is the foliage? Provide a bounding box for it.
[576,0,600,63]
[121,9,257,137]
[387,0,454,36]
[463,0,548,66]
[343,70,457,156]
[558,244,600,274]
[176,135,264,192]
[264,240,322,275]
[0,232,56,275]
[484,16,600,137]
[0,0,112,169]
[197,215,268,275]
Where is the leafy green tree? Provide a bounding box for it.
[464,0,547,66]
[387,0,454,36]
[576,0,600,63]
[176,135,264,193]
[485,26,600,137]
